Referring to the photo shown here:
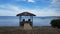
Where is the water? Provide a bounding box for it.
[0,16,59,26]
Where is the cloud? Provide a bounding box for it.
[0,4,21,12]
[27,0,35,3]
[0,4,22,16]
[0,4,60,16]
[51,0,60,6]
[13,0,35,3]
[49,0,60,14]
[14,0,26,1]
[0,9,14,16]
[21,7,60,16]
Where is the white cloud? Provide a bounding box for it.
[12,0,35,3]
[0,4,60,16]
[50,0,60,15]
[0,5,17,11]
[27,0,35,3]
[0,9,15,16]
[51,0,60,6]
[21,8,60,16]
[13,0,35,3]
[0,4,23,16]
[13,0,26,1]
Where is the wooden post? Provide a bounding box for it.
[32,16,33,27]
[30,16,33,27]
[19,16,21,27]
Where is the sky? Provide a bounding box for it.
[0,0,60,16]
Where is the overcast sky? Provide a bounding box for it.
[0,0,60,16]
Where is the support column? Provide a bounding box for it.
[32,16,33,27]
[30,16,33,27]
[19,16,21,27]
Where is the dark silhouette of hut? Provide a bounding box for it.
[16,12,36,27]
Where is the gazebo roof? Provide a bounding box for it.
[16,12,36,16]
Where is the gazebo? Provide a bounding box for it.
[16,12,36,27]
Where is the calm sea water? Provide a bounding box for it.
[0,16,59,26]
